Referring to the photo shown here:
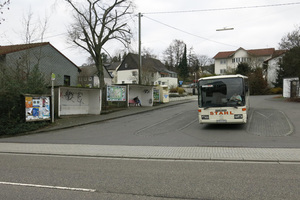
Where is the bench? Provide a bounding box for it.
[129,99,138,106]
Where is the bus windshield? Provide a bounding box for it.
[199,77,245,108]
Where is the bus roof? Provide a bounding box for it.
[198,74,248,81]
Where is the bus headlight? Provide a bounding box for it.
[201,115,209,120]
[234,114,243,119]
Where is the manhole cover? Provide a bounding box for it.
[247,109,293,136]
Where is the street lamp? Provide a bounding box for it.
[216,27,234,31]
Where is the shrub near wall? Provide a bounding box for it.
[0,65,49,136]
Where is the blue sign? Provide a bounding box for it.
[179,81,183,86]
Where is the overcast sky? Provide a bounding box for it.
[1,0,300,66]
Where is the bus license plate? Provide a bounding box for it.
[217,120,227,123]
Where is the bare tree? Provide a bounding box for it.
[279,25,300,50]
[163,39,186,70]
[142,47,157,59]
[21,9,49,43]
[66,0,134,89]
[0,0,10,24]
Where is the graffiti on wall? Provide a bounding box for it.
[60,89,86,106]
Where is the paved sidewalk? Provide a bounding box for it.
[1,143,300,162]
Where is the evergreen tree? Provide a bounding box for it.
[236,62,251,76]
[178,45,189,81]
[274,47,300,87]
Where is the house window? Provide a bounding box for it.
[242,57,248,62]
[64,75,71,86]
[220,69,226,74]
[132,71,137,76]
[220,59,227,64]
[132,80,137,84]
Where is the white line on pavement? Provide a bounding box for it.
[0,181,96,192]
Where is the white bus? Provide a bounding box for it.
[197,75,249,124]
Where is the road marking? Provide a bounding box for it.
[0,181,96,192]
[134,111,185,135]
[178,118,198,131]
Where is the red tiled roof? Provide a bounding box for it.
[213,48,276,59]
[0,42,49,55]
[213,51,235,59]
[271,49,287,58]
[247,48,275,56]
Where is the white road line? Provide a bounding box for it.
[0,181,96,192]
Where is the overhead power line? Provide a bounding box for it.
[143,2,300,15]
[144,16,239,48]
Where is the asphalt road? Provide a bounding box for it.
[1,96,299,199]
[1,153,300,200]
[1,96,299,148]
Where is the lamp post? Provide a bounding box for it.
[216,27,234,31]
[193,72,196,95]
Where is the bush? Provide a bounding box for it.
[269,87,283,94]
[169,87,185,94]
[0,63,49,136]
[248,68,268,95]
[169,87,178,93]
[0,119,49,136]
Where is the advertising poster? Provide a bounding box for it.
[153,89,160,102]
[25,96,50,122]
[107,86,126,101]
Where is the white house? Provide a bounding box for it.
[264,50,286,87]
[213,47,276,75]
[117,53,178,88]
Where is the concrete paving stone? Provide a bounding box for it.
[247,109,293,136]
[0,143,300,162]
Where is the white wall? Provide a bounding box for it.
[267,57,282,87]
[155,77,178,88]
[58,87,101,116]
[117,70,138,84]
[283,78,299,98]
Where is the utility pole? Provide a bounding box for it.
[138,12,142,85]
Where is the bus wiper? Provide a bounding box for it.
[204,107,210,110]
